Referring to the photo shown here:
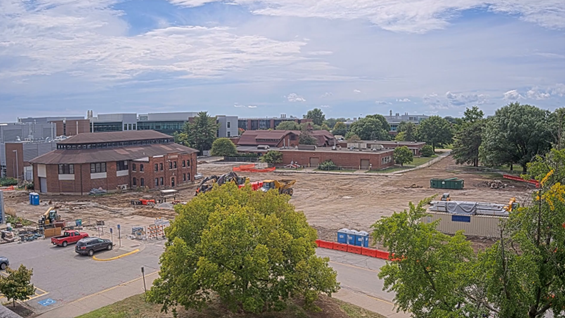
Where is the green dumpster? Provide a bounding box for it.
[430,177,464,189]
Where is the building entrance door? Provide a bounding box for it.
[171,177,175,187]
[309,157,320,167]
[39,177,47,193]
[360,159,370,170]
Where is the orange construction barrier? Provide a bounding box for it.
[376,251,390,260]
[503,174,539,188]
[233,164,276,173]
[361,247,378,257]
[347,245,363,255]
[333,243,348,252]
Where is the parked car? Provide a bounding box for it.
[51,230,89,247]
[75,238,113,256]
[195,172,203,180]
[0,256,9,270]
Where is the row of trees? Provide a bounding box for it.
[372,148,565,317]
[453,103,562,172]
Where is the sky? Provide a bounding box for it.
[1,0,564,121]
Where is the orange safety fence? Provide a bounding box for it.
[333,243,348,252]
[233,164,276,173]
[315,239,397,260]
[361,247,378,257]
[0,186,15,191]
[503,174,539,188]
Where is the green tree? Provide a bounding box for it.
[394,131,406,141]
[323,118,346,129]
[173,131,189,146]
[0,264,35,307]
[393,146,413,166]
[147,183,339,314]
[417,116,453,151]
[397,122,417,141]
[420,145,434,157]
[299,132,317,145]
[332,122,347,136]
[184,112,219,155]
[211,138,237,157]
[349,117,389,140]
[260,151,283,164]
[452,107,485,167]
[346,133,361,142]
[306,108,326,126]
[367,114,391,133]
[275,121,300,130]
[320,123,331,132]
[480,103,554,173]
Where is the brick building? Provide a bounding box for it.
[337,140,426,156]
[236,130,335,148]
[30,131,197,194]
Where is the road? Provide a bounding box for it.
[0,239,162,315]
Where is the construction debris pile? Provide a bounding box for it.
[483,180,509,189]
[429,197,517,217]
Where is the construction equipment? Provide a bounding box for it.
[503,197,518,212]
[195,175,219,195]
[441,193,451,201]
[261,179,296,196]
[195,172,249,195]
[38,207,59,227]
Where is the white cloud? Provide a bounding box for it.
[375,100,391,105]
[320,105,331,108]
[286,93,306,102]
[445,91,487,106]
[396,98,411,102]
[234,103,258,108]
[526,87,551,100]
[550,83,565,97]
[353,89,361,93]
[168,0,565,33]
[247,105,258,108]
[320,92,333,98]
[503,90,523,100]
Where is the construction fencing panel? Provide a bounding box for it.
[422,211,504,238]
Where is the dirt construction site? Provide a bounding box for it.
[2,155,534,249]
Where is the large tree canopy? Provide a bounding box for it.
[349,116,389,140]
[184,111,218,155]
[480,103,553,172]
[332,122,347,136]
[210,138,237,156]
[397,122,417,142]
[305,108,326,126]
[372,148,565,318]
[275,121,301,130]
[148,183,339,314]
[417,116,453,151]
[452,106,485,167]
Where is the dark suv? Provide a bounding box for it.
[75,237,113,256]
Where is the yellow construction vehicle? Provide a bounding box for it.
[38,207,59,226]
[504,197,517,212]
[441,193,451,201]
[261,179,296,196]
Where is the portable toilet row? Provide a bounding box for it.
[337,229,369,247]
[29,192,39,206]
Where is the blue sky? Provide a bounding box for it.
[1,0,564,121]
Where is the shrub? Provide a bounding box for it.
[318,160,338,171]
[0,178,17,186]
[421,145,434,157]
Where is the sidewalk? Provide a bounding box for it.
[334,288,409,318]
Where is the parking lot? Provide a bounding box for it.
[0,238,163,315]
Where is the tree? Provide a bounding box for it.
[332,122,347,136]
[394,131,406,141]
[393,146,413,166]
[397,122,417,141]
[276,121,300,130]
[371,151,565,318]
[320,123,331,132]
[173,131,189,146]
[260,151,283,164]
[452,107,485,167]
[211,138,237,157]
[349,117,389,140]
[323,118,346,129]
[417,116,453,151]
[299,132,317,145]
[366,114,391,133]
[185,112,219,155]
[480,103,554,173]
[420,145,434,157]
[147,183,339,314]
[0,264,35,307]
[346,133,360,142]
[306,108,326,126]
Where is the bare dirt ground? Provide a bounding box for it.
[3,155,532,250]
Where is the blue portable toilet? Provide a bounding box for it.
[358,231,369,247]
[30,193,39,206]
[347,230,358,245]
[337,228,349,244]
[29,193,33,205]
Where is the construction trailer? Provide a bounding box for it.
[421,212,503,238]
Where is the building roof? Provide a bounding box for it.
[238,130,335,147]
[30,143,197,165]
[58,130,172,145]
[236,146,393,155]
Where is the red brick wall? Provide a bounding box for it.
[51,119,90,136]
[279,150,395,170]
[5,143,24,179]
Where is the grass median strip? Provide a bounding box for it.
[92,249,140,261]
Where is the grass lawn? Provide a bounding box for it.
[77,294,385,318]
[367,154,439,173]
[276,167,304,171]
[367,166,409,173]
[314,169,357,173]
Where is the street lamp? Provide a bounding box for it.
[13,150,18,184]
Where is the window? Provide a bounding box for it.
[227,122,231,128]
[187,173,191,180]
[132,163,136,171]
[124,124,127,131]
[160,163,163,171]
[227,131,231,137]
[182,160,186,167]
[154,164,158,172]
[117,161,128,171]
[140,178,144,187]
[133,178,137,186]
[169,162,172,169]
[183,173,186,181]
[90,162,107,173]
[187,159,190,167]
[155,178,159,186]
[160,177,164,185]
[140,164,144,172]
[173,161,177,169]
[58,164,74,175]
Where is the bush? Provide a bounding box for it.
[260,151,283,164]
[0,178,17,186]
[318,160,338,171]
[211,138,237,156]
[421,145,434,157]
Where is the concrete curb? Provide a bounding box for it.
[389,151,451,175]
[92,249,140,261]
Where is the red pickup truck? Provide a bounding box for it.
[51,231,89,247]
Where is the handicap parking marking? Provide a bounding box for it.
[38,298,56,306]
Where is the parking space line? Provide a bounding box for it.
[0,272,49,302]
[92,249,140,261]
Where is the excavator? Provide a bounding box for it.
[261,179,296,196]
[38,207,60,228]
[195,172,249,195]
